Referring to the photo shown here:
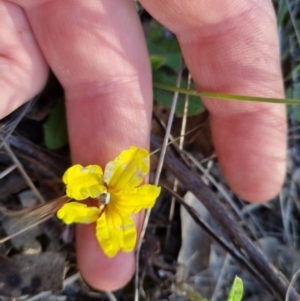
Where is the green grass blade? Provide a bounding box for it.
[153,82,300,105]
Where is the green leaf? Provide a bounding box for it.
[227,276,244,301]
[161,52,181,72]
[146,20,181,72]
[43,98,68,150]
[294,106,300,122]
[147,20,204,115]
[151,55,167,71]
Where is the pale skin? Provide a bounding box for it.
[1,0,286,291]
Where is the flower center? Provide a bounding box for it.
[97,192,111,206]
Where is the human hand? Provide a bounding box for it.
[0,0,286,291]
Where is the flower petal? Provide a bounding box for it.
[57,202,100,224]
[96,207,137,258]
[104,146,149,192]
[112,184,161,215]
[63,164,106,200]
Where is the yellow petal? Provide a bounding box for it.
[95,207,137,258]
[57,202,100,224]
[63,164,106,200]
[104,146,149,192]
[111,184,161,215]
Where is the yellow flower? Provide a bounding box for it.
[57,146,161,258]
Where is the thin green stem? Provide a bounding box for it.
[153,82,300,105]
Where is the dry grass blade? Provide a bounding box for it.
[3,142,45,203]
[286,269,300,301]
[0,196,70,244]
[0,99,37,148]
[6,195,70,218]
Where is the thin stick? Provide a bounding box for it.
[149,124,203,157]
[183,150,242,219]
[167,73,191,241]
[286,268,300,301]
[0,98,37,149]
[0,164,17,179]
[134,57,184,301]
[211,255,231,301]
[3,142,45,203]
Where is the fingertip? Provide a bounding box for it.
[211,108,287,203]
[76,224,135,291]
[226,166,286,203]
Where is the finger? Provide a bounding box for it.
[141,0,286,202]
[0,1,48,118]
[16,0,152,291]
